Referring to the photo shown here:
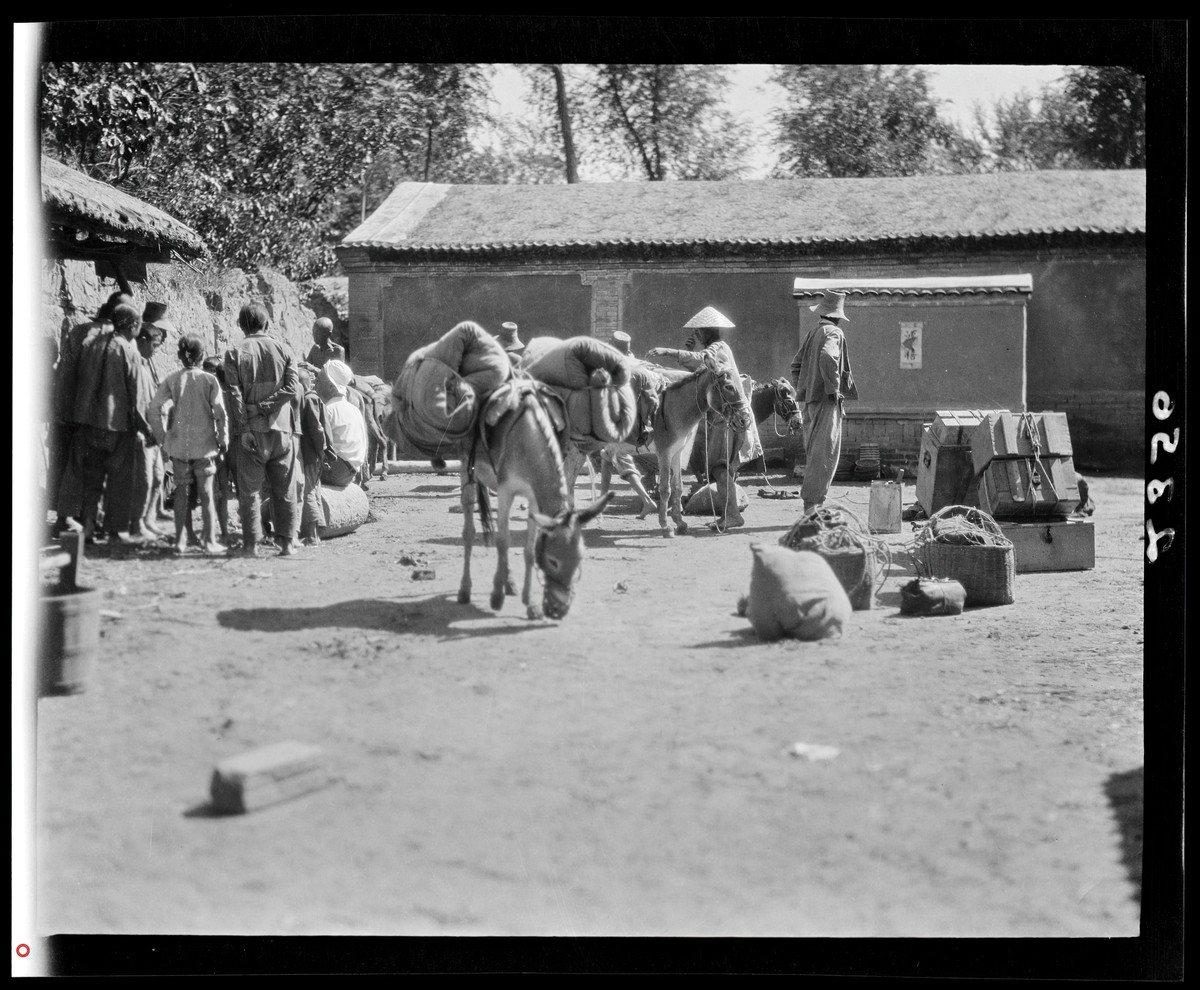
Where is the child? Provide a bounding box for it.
[148,336,229,554]
[296,364,331,547]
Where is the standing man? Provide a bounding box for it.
[599,330,660,516]
[224,302,302,557]
[646,306,762,530]
[71,302,154,543]
[305,317,346,370]
[51,290,133,532]
[790,289,858,515]
[495,321,525,366]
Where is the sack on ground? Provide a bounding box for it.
[685,482,750,516]
[899,577,967,616]
[745,543,851,641]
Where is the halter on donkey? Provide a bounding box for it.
[459,379,612,620]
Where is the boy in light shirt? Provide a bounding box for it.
[148,335,230,554]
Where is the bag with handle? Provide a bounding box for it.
[899,577,967,616]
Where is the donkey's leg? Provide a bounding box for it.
[522,517,542,620]
[458,472,475,604]
[656,451,674,538]
[490,486,514,611]
[669,453,689,536]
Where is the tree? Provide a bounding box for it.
[770,64,959,178]
[39,61,497,280]
[1062,66,1145,168]
[580,64,752,181]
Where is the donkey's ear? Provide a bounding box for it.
[576,490,615,524]
[529,510,559,529]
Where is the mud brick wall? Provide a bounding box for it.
[1030,389,1144,472]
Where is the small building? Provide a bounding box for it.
[337,169,1145,471]
[41,154,207,291]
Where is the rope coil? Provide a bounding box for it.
[780,503,892,604]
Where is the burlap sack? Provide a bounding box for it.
[745,544,851,641]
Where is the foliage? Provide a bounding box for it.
[579,64,753,181]
[770,65,959,178]
[39,62,497,280]
[1061,66,1145,168]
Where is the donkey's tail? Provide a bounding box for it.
[476,481,493,536]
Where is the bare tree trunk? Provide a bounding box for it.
[550,64,579,184]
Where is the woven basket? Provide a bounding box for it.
[795,538,874,610]
[911,505,1015,607]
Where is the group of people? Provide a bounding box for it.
[45,287,856,558]
[46,295,370,558]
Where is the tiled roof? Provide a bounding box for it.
[341,170,1145,256]
[793,275,1034,298]
[41,155,207,258]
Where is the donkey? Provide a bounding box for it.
[460,379,613,621]
[565,357,753,538]
[687,376,803,487]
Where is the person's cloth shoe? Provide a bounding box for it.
[229,541,259,558]
[279,539,304,557]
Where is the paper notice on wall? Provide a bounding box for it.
[900,321,923,369]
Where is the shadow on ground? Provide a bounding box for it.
[216,593,559,640]
[1105,765,1143,904]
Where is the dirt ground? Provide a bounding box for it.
[29,469,1144,942]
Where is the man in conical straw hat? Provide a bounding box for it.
[790,289,859,514]
[646,306,763,531]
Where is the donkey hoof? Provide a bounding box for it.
[661,527,675,539]
[526,604,544,620]
[675,521,689,535]
[490,589,505,610]
[504,579,517,596]
[457,588,471,604]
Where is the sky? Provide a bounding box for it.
[487,63,1072,180]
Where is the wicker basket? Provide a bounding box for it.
[911,505,1015,607]
[794,538,874,611]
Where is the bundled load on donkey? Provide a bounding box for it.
[517,335,637,445]
[387,321,513,458]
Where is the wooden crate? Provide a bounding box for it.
[1000,519,1095,573]
[916,427,980,517]
[976,455,1080,519]
[930,409,988,446]
[971,411,1074,474]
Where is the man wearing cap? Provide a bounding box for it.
[50,290,134,533]
[495,322,525,366]
[71,303,156,544]
[224,302,302,557]
[316,359,368,488]
[646,307,762,530]
[790,289,858,514]
[305,317,346,370]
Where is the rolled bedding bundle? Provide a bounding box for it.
[519,335,632,390]
[553,376,637,444]
[389,321,512,457]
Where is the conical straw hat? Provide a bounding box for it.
[683,306,735,330]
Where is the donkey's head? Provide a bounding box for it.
[771,378,804,434]
[529,491,614,620]
[702,361,755,433]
